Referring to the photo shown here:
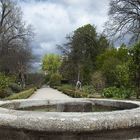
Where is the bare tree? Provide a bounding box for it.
[0,0,33,54]
[105,0,140,42]
[0,0,34,87]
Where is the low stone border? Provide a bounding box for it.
[0,99,140,140]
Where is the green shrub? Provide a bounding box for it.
[0,91,7,98]
[49,73,62,86]
[102,87,133,99]
[91,71,106,92]
[0,74,10,89]
[102,87,116,98]
[0,73,12,98]
[9,83,22,93]
[5,88,35,100]
[55,85,88,98]
[3,87,13,95]
[62,89,88,98]
[82,85,96,95]
[60,84,74,90]
[114,64,130,87]
[120,88,134,99]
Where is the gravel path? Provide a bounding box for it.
[29,86,71,100]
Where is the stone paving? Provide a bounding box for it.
[29,86,71,100]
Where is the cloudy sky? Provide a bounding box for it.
[19,0,110,58]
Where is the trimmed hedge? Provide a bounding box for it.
[5,88,35,100]
[54,86,88,98]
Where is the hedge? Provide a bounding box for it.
[54,86,88,98]
[5,88,35,100]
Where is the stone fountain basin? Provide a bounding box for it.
[0,98,140,140]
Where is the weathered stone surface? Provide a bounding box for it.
[0,127,140,140]
[0,99,140,140]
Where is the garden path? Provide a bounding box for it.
[29,86,71,100]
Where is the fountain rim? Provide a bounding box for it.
[0,98,140,132]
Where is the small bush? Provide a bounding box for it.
[0,74,10,90]
[82,85,96,95]
[3,87,13,95]
[49,73,62,86]
[114,64,130,87]
[91,71,106,92]
[5,88,35,100]
[102,87,133,99]
[0,73,12,98]
[55,85,88,98]
[9,83,22,93]
[0,91,6,98]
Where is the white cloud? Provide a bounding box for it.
[19,0,110,57]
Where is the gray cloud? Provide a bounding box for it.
[19,0,110,58]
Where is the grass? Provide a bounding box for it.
[5,88,35,100]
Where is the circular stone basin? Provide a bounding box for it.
[18,101,93,112]
[16,101,123,112]
[0,98,140,140]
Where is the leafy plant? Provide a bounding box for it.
[0,73,12,98]
[2,87,14,98]
[114,64,130,87]
[82,85,96,95]
[5,88,35,100]
[91,71,106,92]
[102,86,133,99]
[9,83,22,93]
